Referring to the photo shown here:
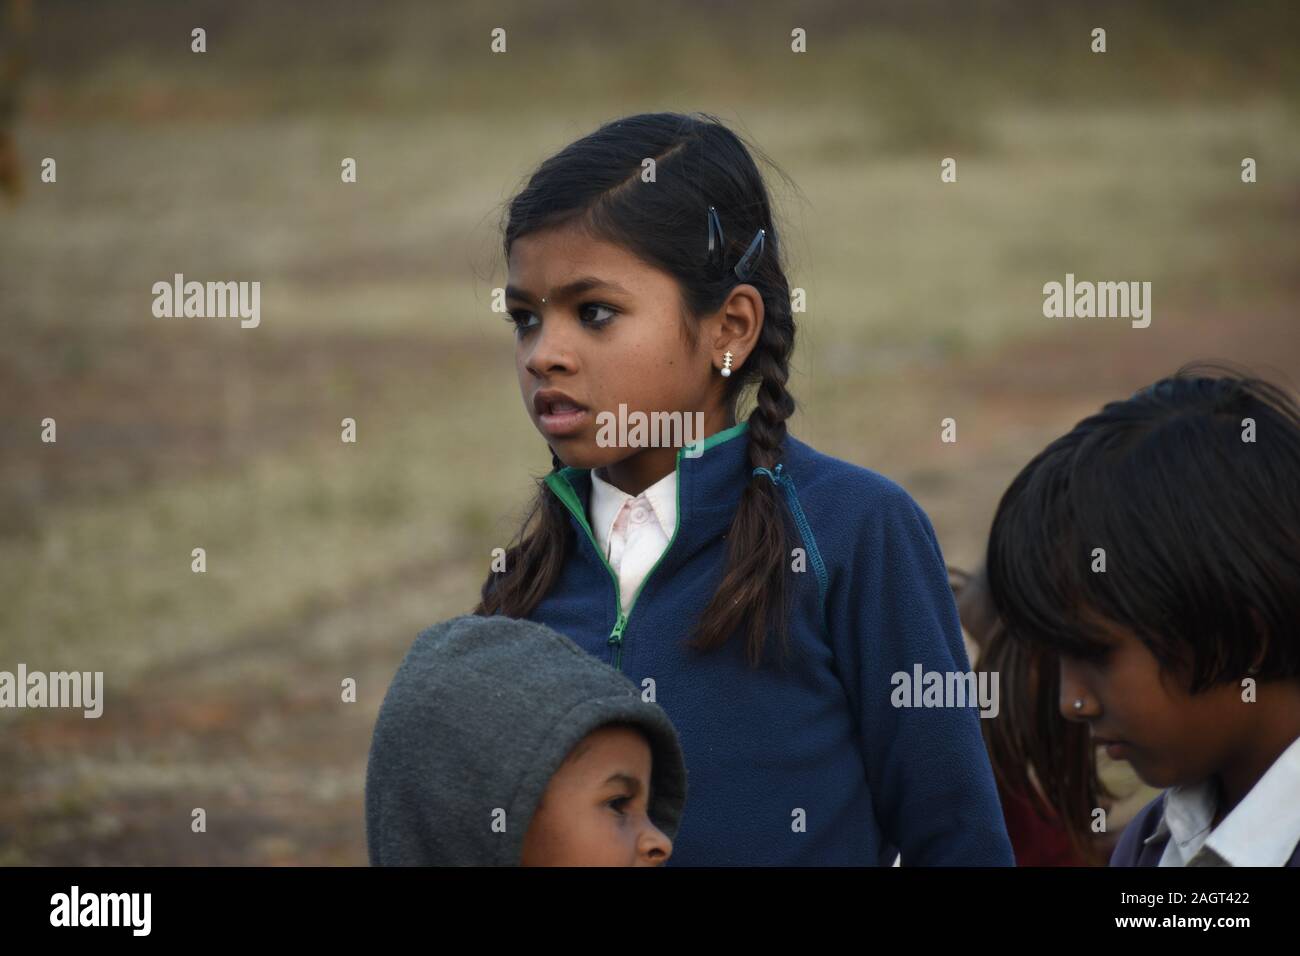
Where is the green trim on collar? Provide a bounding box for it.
[700,418,749,452]
[544,467,590,534]
[544,417,750,507]
[538,417,753,671]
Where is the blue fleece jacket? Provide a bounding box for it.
[526,420,1014,866]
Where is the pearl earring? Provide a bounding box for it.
[1072,698,1084,711]
[720,350,734,377]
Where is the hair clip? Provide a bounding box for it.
[706,205,726,272]
[733,227,765,281]
[706,205,766,281]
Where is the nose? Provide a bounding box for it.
[638,823,673,867]
[1057,654,1096,722]
[523,312,578,379]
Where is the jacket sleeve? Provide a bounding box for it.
[823,477,1015,866]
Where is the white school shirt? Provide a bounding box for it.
[1151,732,1300,866]
[589,467,677,616]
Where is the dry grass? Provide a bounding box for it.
[1,2,1297,862]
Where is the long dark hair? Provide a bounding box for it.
[474,111,803,667]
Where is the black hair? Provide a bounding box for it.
[985,362,1300,693]
[951,565,1111,865]
[474,111,804,667]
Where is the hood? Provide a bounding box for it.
[365,613,688,865]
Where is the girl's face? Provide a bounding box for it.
[519,724,672,867]
[1057,623,1251,791]
[505,223,752,491]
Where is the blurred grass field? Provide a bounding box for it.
[1,0,1298,863]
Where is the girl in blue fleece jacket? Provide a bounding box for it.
[474,111,1013,866]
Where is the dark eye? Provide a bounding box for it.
[607,796,631,815]
[580,303,618,326]
[504,303,616,335]
[505,310,538,334]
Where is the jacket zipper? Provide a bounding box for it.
[546,450,686,672]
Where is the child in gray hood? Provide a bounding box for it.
[365,614,688,865]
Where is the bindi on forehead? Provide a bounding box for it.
[505,275,636,307]
[507,230,658,305]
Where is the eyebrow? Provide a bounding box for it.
[505,276,632,305]
[602,773,643,794]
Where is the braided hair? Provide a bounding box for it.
[475,111,803,667]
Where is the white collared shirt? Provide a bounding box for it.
[1152,732,1300,866]
[589,467,677,616]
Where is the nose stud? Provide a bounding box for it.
[1072,698,1084,711]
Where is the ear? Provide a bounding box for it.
[710,283,765,372]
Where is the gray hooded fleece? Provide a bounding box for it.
[365,614,688,865]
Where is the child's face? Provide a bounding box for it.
[1058,623,1252,790]
[505,224,739,483]
[520,724,672,866]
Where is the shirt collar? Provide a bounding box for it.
[1148,779,1215,861]
[1205,732,1300,866]
[543,420,756,566]
[589,466,678,554]
[1146,732,1300,866]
